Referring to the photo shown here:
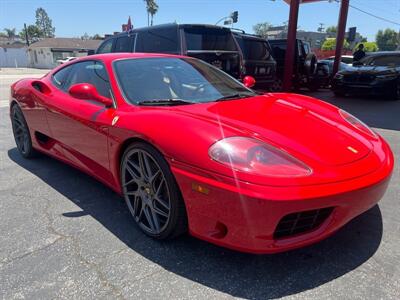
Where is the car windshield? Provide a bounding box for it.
[237,37,270,60]
[113,57,256,105]
[184,27,237,51]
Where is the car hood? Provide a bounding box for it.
[341,65,398,75]
[173,93,373,167]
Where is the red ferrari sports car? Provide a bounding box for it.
[10,53,393,254]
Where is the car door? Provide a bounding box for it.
[45,60,115,183]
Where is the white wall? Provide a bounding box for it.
[0,48,29,68]
[29,48,56,69]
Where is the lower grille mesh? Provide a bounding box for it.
[274,207,334,239]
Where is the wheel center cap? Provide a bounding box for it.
[144,187,151,195]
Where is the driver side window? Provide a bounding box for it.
[64,61,112,98]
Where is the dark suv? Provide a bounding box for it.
[232,31,277,90]
[96,23,241,79]
[268,39,319,91]
[332,52,400,100]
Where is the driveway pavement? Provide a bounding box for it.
[0,73,399,299]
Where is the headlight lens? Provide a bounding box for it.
[208,137,312,177]
[339,109,377,138]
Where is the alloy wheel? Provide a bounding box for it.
[122,149,171,235]
[12,107,30,155]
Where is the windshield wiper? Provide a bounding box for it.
[138,98,194,106]
[215,93,254,102]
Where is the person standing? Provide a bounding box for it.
[353,44,366,62]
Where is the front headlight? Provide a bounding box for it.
[376,74,398,80]
[339,109,378,138]
[208,137,312,177]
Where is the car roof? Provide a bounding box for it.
[365,51,400,57]
[232,31,266,41]
[105,23,232,40]
[50,52,189,73]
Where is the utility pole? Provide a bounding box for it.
[318,23,325,32]
[24,23,29,46]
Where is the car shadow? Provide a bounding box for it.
[8,148,383,299]
[303,90,400,131]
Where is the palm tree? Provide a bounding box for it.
[4,28,16,40]
[144,0,159,26]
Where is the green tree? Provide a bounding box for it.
[91,34,103,40]
[35,7,55,37]
[253,22,272,38]
[19,25,42,43]
[326,25,337,34]
[81,32,90,40]
[3,28,16,39]
[354,41,378,52]
[321,38,350,50]
[376,28,399,51]
[144,0,159,26]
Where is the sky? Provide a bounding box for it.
[1,0,399,42]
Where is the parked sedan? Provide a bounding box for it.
[332,51,400,100]
[56,56,77,65]
[10,53,393,254]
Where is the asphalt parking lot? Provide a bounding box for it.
[0,70,399,299]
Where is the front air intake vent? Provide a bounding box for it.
[274,207,334,239]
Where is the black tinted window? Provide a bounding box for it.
[52,65,73,89]
[184,27,237,51]
[135,28,179,53]
[65,61,111,98]
[97,39,113,54]
[270,43,287,60]
[237,37,270,60]
[371,55,400,67]
[115,36,132,52]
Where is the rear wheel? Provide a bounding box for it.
[11,105,37,158]
[121,142,187,240]
[390,80,400,100]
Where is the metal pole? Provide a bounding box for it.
[332,0,349,76]
[282,0,300,91]
[24,23,29,46]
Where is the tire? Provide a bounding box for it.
[11,104,37,159]
[269,79,283,92]
[389,80,400,100]
[333,90,345,97]
[120,142,188,240]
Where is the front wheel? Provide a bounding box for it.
[121,142,187,240]
[11,105,37,159]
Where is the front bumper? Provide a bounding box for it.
[332,77,397,96]
[170,142,393,254]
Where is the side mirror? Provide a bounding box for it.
[243,75,256,88]
[352,61,363,67]
[68,83,113,107]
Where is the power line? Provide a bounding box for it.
[349,4,400,26]
[333,0,400,26]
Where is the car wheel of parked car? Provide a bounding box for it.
[11,104,37,159]
[334,91,345,97]
[391,80,400,100]
[121,142,188,240]
[270,79,283,92]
